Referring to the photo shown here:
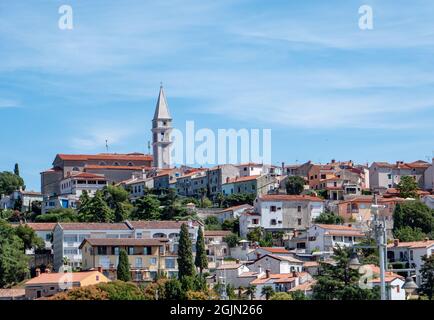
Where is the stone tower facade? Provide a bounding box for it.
[152,85,172,169]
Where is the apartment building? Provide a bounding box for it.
[255,194,324,233]
[80,238,178,281]
[306,224,365,254]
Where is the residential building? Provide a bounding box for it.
[222,174,279,196]
[335,196,405,233]
[24,270,109,299]
[421,195,434,209]
[79,238,177,281]
[204,230,232,267]
[369,160,430,193]
[248,254,303,274]
[255,194,325,233]
[423,158,434,191]
[215,263,254,288]
[239,211,261,238]
[0,289,26,300]
[8,188,42,212]
[246,247,292,261]
[207,164,240,198]
[25,223,56,251]
[53,222,133,271]
[216,204,253,223]
[306,224,365,254]
[250,271,312,300]
[387,239,434,285]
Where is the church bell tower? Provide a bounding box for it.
[152,84,172,169]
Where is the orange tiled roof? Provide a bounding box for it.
[25,271,107,285]
[258,247,290,254]
[25,223,57,231]
[388,240,434,249]
[314,224,360,231]
[84,165,151,171]
[259,194,324,202]
[129,220,200,229]
[204,230,233,237]
[56,153,152,161]
[224,175,260,184]
[58,222,131,230]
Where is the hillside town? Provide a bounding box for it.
[0,87,433,301]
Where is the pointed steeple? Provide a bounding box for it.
[153,83,171,120]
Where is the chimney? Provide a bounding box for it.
[35,268,41,277]
[265,269,270,278]
[393,239,399,247]
[331,159,336,164]
[235,259,240,264]
[97,266,103,273]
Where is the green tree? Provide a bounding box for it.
[103,185,133,222]
[177,223,195,280]
[289,290,309,300]
[0,171,24,195]
[261,286,274,300]
[247,227,262,243]
[393,201,433,235]
[204,216,221,230]
[194,227,208,274]
[226,283,236,299]
[245,285,256,300]
[0,220,29,287]
[164,278,184,300]
[222,193,256,208]
[78,190,114,222]
[394,226,426,242]
[31,200,42,215]
[35,208,78,222]
[314,211,344,225]
[14,163,20,177]
[397,176,418,199]
[224,233,239,248]
[270,292,293,300]
[419,254,434,300]
[117,249,131,282]
[133,195,162,220]
[13,196,23,212]
[285,176,305,195]
[15,225,44,251]
[312,246,380,300]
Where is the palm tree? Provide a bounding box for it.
[246,285,256,300]
[238,286,244,299]
[261,286,274,300]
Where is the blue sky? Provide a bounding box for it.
[1,0,434,191]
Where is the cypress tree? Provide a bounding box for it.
[194,227,208,274]
[177,223,195,280]
[117,249,131,282]
[14,163,20,177]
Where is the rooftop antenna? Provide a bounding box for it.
[105,139,109,153]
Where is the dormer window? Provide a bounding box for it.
[99,161,106,166]
[113,162,120,166]
[127,162,134,166]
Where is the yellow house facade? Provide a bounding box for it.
[79,238,178,282]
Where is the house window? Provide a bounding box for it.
[165,258,175,269]
[136,233,143,239]
[297,218,302,226]
[270,206,277,212]
[297,206,301,212]
[270,219,277,225]
[97,246,107,255]
[387,174,392,179]
[144,246,152,255]
[135,257,143,268]
[128,247,134,255]
[252,219,259,224]
[150,258,157,265]
[113,247,120,255]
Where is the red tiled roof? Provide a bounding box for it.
[25,223,57,231]
[221,204,253,212]
[388,240,434,249]
[259,247,290,254]
[314,224,360,231]
[251,273,297,285]
[259,194,324,202]
[25,271,108,285]
[57,222,131,230]
[216,263,243,270]
[204,230,233,237]
[129,220,200,229]
[225,175,260,184]
[85,165,151,171]
[56,153,153,161]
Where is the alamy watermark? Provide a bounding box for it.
[168,121,271,166]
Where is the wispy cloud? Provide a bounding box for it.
[0,99,19,108]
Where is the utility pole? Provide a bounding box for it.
[372,195,387,300]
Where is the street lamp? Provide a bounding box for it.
[349,251,361,270]
[402,276,418,300]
